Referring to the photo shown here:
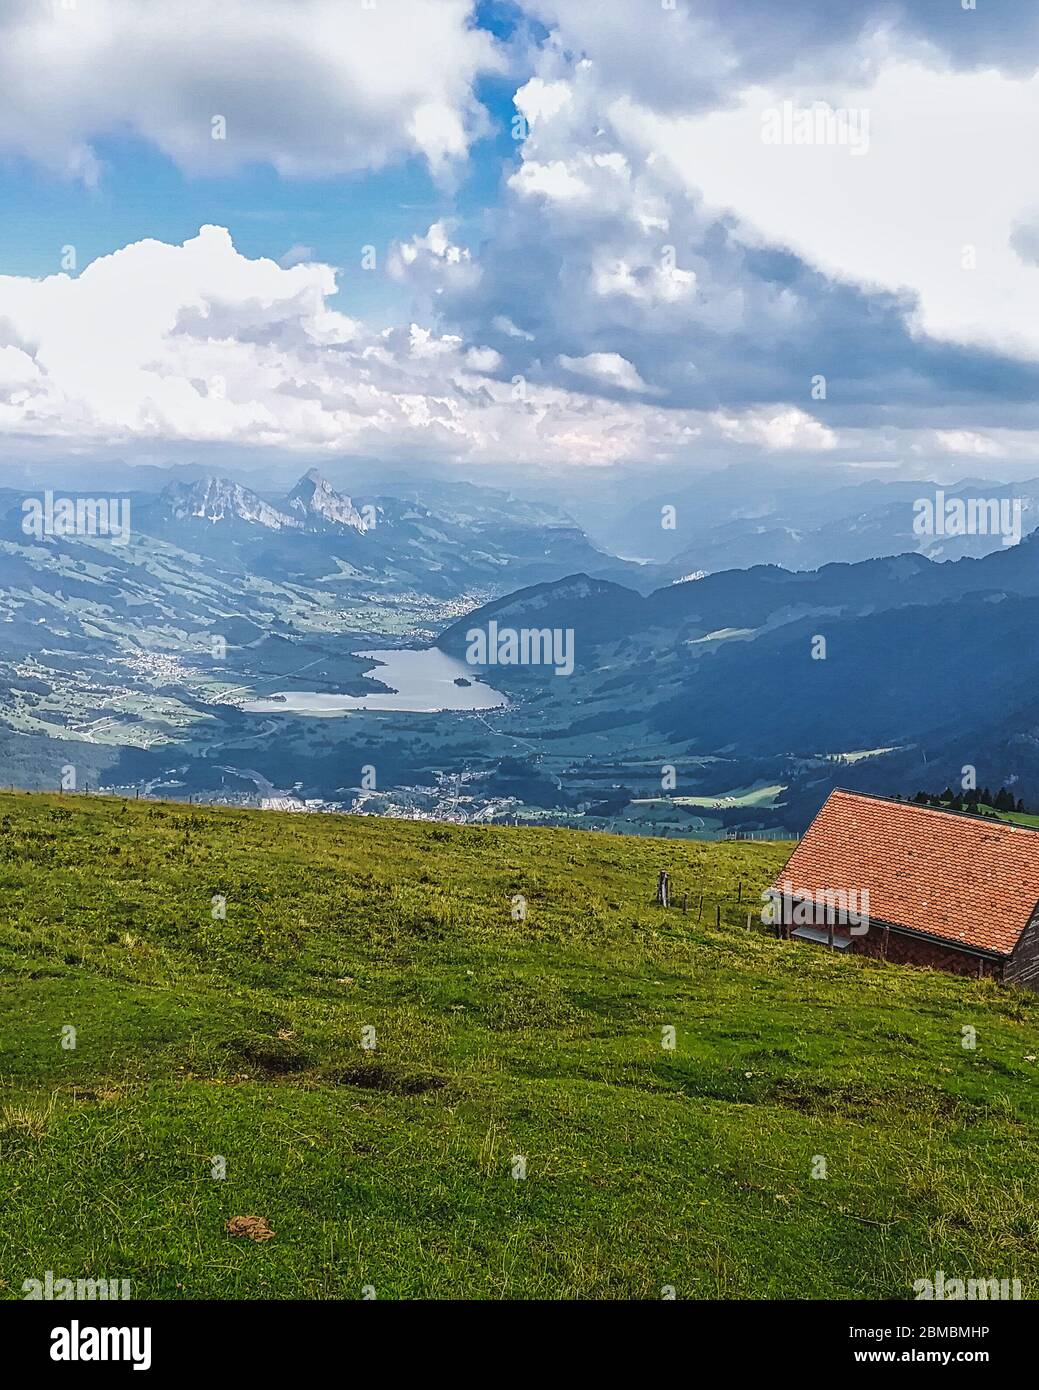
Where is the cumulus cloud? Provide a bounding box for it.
[386,0,1039,452]
[4,0,1039,477]
[0,0,501,181]
[524,0,1039,120]
[931,429,1003,457]
[558,351,657,394]
[387,221,477,293]
[514,77,574,128]
[0,224,870,467]
[464,346,504,373]
[639,62,1039,360]
[398,66,1039,426]
[0,226,359,441]
[711,406,837,451]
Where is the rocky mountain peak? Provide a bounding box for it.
[285,471,367,532]
[160,477,300,530]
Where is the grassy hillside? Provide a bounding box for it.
[1,792,1038,1300]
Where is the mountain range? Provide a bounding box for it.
[567,467,1039,571]
[0,467,654,800]
[157,471,368,533]
[439,525,1039,823]
[4,464,1039,833]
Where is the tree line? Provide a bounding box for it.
[908,787,1026,815]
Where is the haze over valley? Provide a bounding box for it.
[4,463,1039,838]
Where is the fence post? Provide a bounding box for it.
[656,870,670,908]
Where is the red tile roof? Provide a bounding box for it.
[771,790,1039,957]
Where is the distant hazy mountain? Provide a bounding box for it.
[666,480,1039,575]
[571,467,1039,571]
[440,526,1039,814]
[0,468,639,641]
[159,477,304,530]
[156,472,367,535]
[285,469,368,532]
[0,466,655,796]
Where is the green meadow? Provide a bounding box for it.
[1,791,1038,1300]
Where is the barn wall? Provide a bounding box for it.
[851,922,998,980]
[778,901,1014,982]
[1004,908,1039,988]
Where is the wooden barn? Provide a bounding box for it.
[767,789,1039,988]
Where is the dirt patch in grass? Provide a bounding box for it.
[222,1033,311,1075]
[322,1062,446,1096]
[764,1078,1005,1123]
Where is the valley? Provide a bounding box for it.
[4,467,1039,840]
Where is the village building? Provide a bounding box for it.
[767,789,1039,988]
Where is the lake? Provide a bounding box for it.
[242,647,506,714]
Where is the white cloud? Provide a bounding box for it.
[386,221,480,303]
[0,225,867,469]
[558,352,657,394]
[4,2,1039,478]
[514,77,573,128]
[638,60,1039,360]
[0,0,501,181]
[380,0,1039,469]
[590,250,695,303]
[464,346,504,372]
[711,407,838,451]
[931,429,1003,457]
[390,221,472,271]
[492,315,534,341]
[408,323,462,360]
[509,159,591,202]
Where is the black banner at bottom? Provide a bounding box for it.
[0,1298,1029,1374]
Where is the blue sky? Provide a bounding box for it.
[0,0,530,321]
[0,73,523,325]
[0,136,448,321]
[0,0,1036,480]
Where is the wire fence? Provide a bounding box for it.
[653,870,780,934]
